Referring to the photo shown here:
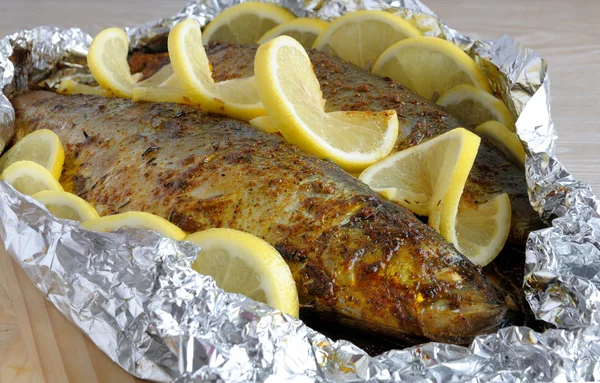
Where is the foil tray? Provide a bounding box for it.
[1,0,599,381]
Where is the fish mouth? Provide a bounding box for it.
[417,299,508,344]
[404,259,511,344]
[411,266,510,344]
[414,245,531,344]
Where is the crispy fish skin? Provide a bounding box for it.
[12,91,507,343]
[128,43,543,246]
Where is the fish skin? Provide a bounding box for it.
[12,91,507,343]
[128,42,543,246]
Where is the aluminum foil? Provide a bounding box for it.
[1,0,600,381]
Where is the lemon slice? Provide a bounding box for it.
[255,36,398,172]
[313,10,421,70]
[443,193,511,266]
[32,190,99,222]
[169,18,266,121]
[372,36,492,100]
[132,74,189,104]
[437,84,515,130]
[87,27,135,98]
[132,86,189,104]
[82,211,186,240]
[475,120,526,167]
[359,128,480,227]
[57,79,109,97]
[258,18,328,48]
[202,2,296,44]
[186,228,299,317]
[250,111,374,135]
[131,73,144,83]
[133,73,190,104]
[0,160,64,195]
[0,130,64,180]
[135,64,174,87]
[249,116,280,134]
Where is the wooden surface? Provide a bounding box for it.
[0,0,598,381]
[0,256,143,382]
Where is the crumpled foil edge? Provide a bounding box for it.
[1,0,599,381]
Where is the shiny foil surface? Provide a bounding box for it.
[1,0,599,381]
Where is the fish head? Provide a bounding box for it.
[406,244,509,343]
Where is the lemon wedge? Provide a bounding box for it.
[0,160,64,195]
[82,211,186,240]
[87,27,135,98]
[32,190,99,222]
[255,36,398,172]
[359,128,480,229]
[186,228,299,317]
[258,18,328,48]
[313,10,421,70]
[443,193,511,266]
[0,129,65,180]
[437,84,515,130]
[202,2,296,44]
[169,18,266,121]
[372,36,492,100]
[475,120,526,167]
[57,79,109,97]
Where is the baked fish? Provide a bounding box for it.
[12,91,507,343]
[129,43,543,247]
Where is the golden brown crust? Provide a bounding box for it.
[129,52,169,80]
[12,91,507,343]
[128,43,543,246]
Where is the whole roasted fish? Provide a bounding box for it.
[12,91,507,343]
[129,43,543,247]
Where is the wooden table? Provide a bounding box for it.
[0,1,598,381]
